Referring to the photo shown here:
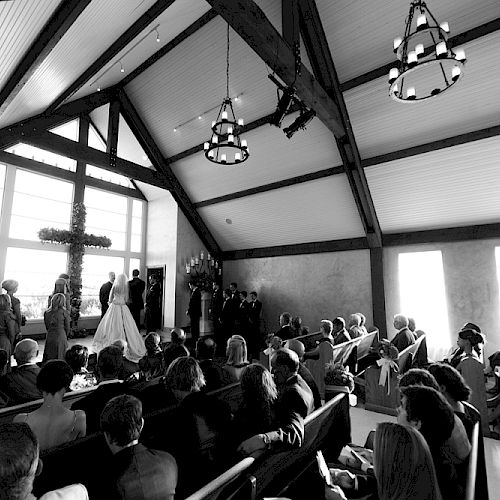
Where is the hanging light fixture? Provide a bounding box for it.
[204,24,249,165]
[389,1,466,102]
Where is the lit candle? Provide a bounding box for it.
[221,153,227,163]
[407,51,417,66]
[440,22,449,33]
[416,14,427,30]
[228,134,234,144]
[406,87,416,99]
[212,135,218,144]
[452,66,461,81]
[207,253,211,261]
[211,121,216,128]
[415,44,424,57]
[436,41,447,58]
[200,251,204,260]
[241,139,247,149]
[186,266,190,274]
[393,37,402,52]
[454,48,466,61]
[222,111,228,121]
[204,142,209,150]
[191,258,195,266]
[238,118,244,126]
[227,126,233,135]
[215,261,218,269]
[195,257,199,265]
[388,68,399,84]
[218,268,222,275]
[211,259,215,266]
[235,152,241,162]
[208,151,215,159]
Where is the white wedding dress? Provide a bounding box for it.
[91,282,146,363]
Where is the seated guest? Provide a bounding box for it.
[166,356,206,402]
[303,319,334,361]
[138,332,164,381]
[232,363,277,447]
[163,328,190,369]
[332,317,350,345]
[291,316,308,338]
[72,345,131,434]
[65,344,96,391]
[285,338,322,409]
[196,337,225,392]
[111,339,139,381]
[100,395,177,500]
[13,360,86,450]
[238,348,314,456]
[399,385,462,500]
[391,314,415,352]
[223,334,250,382]
[356,312,368,336]
[275,312,294,340]
[327,422,441,500]
[347,314,363,339]
[445,322,482,368]
[0,339,41,406]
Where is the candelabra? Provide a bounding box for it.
[185,251,221,290]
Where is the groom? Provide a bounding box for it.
[99,272,115,318]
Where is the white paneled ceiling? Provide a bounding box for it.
[346,31,500,159]
[70,0,210,103]
[366,136,500,233]
[125,15,279,158]
[0,0,159,128]
[317,0,500,83]
[198,175,365,251]
[171,111,341,203]
[0,0,62,89]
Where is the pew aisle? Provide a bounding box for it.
[350,406,499,499]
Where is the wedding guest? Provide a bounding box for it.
[223,335,250,382]
[144,274,162,332]
[111,339,139,381]
[13,360,86,450]
[196,337,225,392]
[356,312,368,336]
[391,314,415,352]
[332,317,351,345]
[347,314,363,339]
[0,294,15,374]
[48,277,70,310]
[43,293,70,363]
[2,279,22,343]
[65,344,96,391]
[303,320,334,361]
[275,312,294,341]
[163,328,190,369]
[138,332,164,380]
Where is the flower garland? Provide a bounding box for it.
[324,361,355,392]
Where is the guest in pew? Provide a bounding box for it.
[275,311,294,340]
[111,339,139,381]
[0,293,16,374]
[444,322,482,368]
[0,422,89,500]
[303,319,335,361]
[223,334,250,382]
[291,316,309,338]
[0,339,41,407]
[65,344,97,391]
[356,312,368,336]
[43,293,70,363]
[13,360,86,450]
[391,314,415,352]
[231,363,278,447]
[347,314,363,339]
[332,317,351,345]
[238,348,314,456]
[100,395,177,500]
[398,385,462,500]
[196,337,225,392]
[327,422,442,500]
[72,345,133,434]
[138,332,165,381]
[163,327,190,370]
[285,338,322,409]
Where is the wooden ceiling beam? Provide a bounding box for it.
[204,0,345,138]
[117,89,221,255]
[46,0,177,113]
[282,0,300,48]
[298,0,382,248]
[0,0,92,116]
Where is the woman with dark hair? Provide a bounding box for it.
[138,332,165,380]
[2,279,22,344]
[43,293,70,362]
[65,344,96,391]
[13,360,86,450]
[445,322,482,367]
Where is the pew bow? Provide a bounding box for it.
[376,357,398,394]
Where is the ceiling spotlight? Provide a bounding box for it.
[269,87,295,128]
[283,108,316,139]
[155,28,160,43]
[119,61,125,73]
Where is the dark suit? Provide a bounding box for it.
[219,298,235,348]
[188,287,202,342]
[145,282,162,331]
[298,362,322,410]
[72,381,130,434]
[99,281,113,318]
[391,327,415,352]
[199,359,225,392]
[210,288,224,348]
[248,299,263,355]
[110,444,177,500]
[333,328,351,345]
[263,374,314,449]
[276,325,294,341]
[235,300,250,335]
[0,364,41,406]
[128,277,146,329]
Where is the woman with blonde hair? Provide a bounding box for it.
[43,293,70,362]
[91,273,146,363]
[223,334,249,382]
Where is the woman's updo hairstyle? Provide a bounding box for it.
[459,328,485,355]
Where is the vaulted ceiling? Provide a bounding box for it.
[1,0,499,256]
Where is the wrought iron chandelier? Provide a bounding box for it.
[389,1,466,102]
[204,24,249,165]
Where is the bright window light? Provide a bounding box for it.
[398,250,451,361]
[5,143,76,171]
[49,119,79,141]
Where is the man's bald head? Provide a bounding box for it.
[14,339,38,365]
[285,339,305,361]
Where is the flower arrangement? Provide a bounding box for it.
[374,339,399,394]
[375,339,399,362]
[324,361,355,392]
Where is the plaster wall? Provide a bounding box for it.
[383,239,500,360]
[223,249,373,335]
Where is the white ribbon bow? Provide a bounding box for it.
[376,357,398,394]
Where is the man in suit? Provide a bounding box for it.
[128,269,146,330]
[99,272,115,318]
[0,339,41,406]
[391,314,415,352]
[248,291,263,356]
[332,317,351,345]
[275,312,294,341]
[187,281,202,343]
[72,345,131,433]
[219,288,235,354]
[209,282,224,349]
[229,282,239,303]
[235,291,250,337]
[145,274,162,332]
[163,328,190,369]
[238,348,314,455]
[196,337,225,392]
[101,395,177,500]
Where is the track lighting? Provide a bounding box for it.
[270,87,295,128]
[283,108,316,139]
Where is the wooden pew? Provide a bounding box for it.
[465,421,486,500]
[185,392,351,500]
[363,335,426,415]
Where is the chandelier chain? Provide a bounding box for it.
[226,23,230,98]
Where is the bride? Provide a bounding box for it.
[92,273,146,363]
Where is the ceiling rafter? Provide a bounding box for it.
[282,0,300,48]
[298,0,382,248]
[0,0,92,117]
[204,0,345,137]
[117,89,221,255]
[46,0,177,113]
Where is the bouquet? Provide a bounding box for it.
[374,339,399,394]
[375,339,399,361]
[324,362,355,392]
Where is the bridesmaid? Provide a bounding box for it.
[43,293,70,362]
[2,279,22,346]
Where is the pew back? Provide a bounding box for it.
[465,422,479,500]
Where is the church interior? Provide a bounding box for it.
[1,0,500,498]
